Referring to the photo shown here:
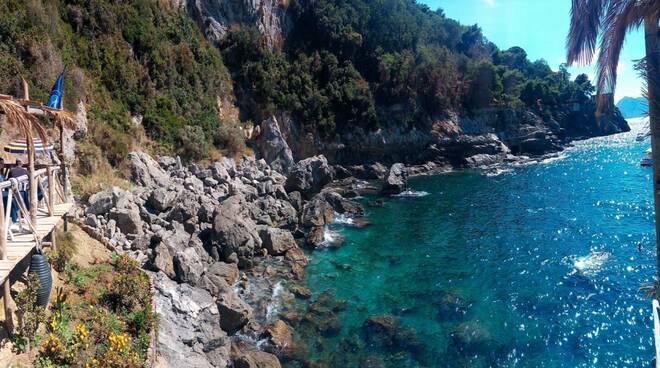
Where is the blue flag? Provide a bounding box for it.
[46,72,64,109]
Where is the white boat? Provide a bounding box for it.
[641,148,653,166]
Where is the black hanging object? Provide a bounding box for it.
[28,252,52,307]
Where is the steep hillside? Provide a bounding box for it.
[0,0,240,172]
[0,0,629,175]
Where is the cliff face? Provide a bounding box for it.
[176,0,296,49]
[271,104,630,167]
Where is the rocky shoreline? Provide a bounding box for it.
[72,109,631,367]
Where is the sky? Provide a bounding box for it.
[420,0,646,102]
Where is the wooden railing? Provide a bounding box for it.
[0,166,67,245]
[0,165,69,332]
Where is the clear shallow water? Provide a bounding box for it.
[302,119,658,367]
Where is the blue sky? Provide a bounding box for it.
[420,0,645,102]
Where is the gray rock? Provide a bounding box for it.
[305,226,325,248]
[255,116,295,174]
[212,196,262,266]
[381,163,407,195]
[174,247,204,285]
[199,262,239,295]
[108,205,143,235]
[217,289,253,334]
[149,188,178,212]
[128,151,171,188]
[258,227,296,255]
[84,214,99,228]
[285,155,334,197]
[153,244,175,279]
[86,190,115,215]
[301,195,334,227]
[153,272,230,368]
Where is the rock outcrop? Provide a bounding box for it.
[285,155,334,197]
[381,163,407,195]
[254,116,295,174]
[81,150,365,367]
[179,0,295,50]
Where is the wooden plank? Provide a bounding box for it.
[0,203,74,285]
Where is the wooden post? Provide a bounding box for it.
[21,78,28,101]
[47,166,54,216]
[22,79,37,225]
[0,183,13,332]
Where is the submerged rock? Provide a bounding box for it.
[451,321,500,356]
[362,314,422,354]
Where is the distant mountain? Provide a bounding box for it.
[617,97,648,118]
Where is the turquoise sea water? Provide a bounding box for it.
[302,120,658,367]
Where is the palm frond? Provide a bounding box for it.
[595,0,644,112]
[567,0,606,65]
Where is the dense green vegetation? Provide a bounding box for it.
[0,0,599,166]
[0,0,236,166]
[223,0,597,136]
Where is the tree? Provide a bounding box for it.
[567,0,660,297]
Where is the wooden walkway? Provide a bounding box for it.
[0,202,73,284]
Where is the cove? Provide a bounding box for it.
[298,120,656,367]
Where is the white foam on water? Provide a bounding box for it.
[485,168,512,177]
[334,213,355,225]
[235,330,269,350]
[394,190,430,197]
[573,251,610,273]
[265,281,284,322]
[322,228,344,246]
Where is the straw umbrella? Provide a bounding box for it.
[0,97,48,332]
[0,99,49,224]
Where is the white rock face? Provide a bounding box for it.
[180,0,295,50]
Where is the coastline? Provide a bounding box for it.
[71,116,636,367]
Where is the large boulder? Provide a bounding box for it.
[258,228,296,255]
[233,351,282,368]
[285,155,333,197]
[380,163,407,195]
[301,195,334,227]
[86,189,115,215]
[199,262,239,296]
[255,117,295,174]
[217,289,253,334]
[149,188,178,212]
[173,247,204,285]
[153,272,231,368]
[212,196,262,266]
[152,244,176,279]
[263,320,295,358]
[128,151,171,188]
[108,205,142,235]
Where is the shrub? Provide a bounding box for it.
[213,122,246,156]
[13,273,47,352]
[178,125,209,162]
[46,230,78,272]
